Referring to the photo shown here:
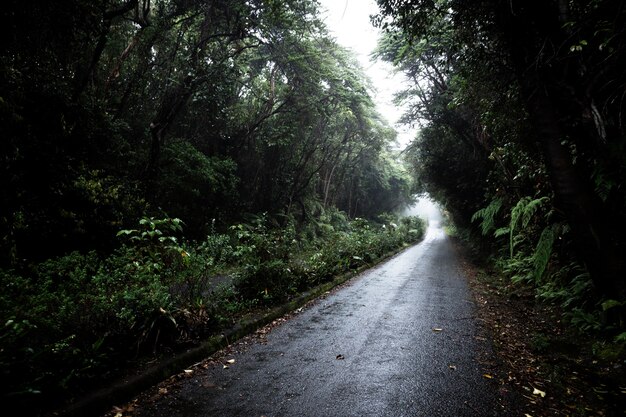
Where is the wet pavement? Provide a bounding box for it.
[133,224,518,416]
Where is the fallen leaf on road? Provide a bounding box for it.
[336,354,345,360]
[532,387,546,397]
[158,387,168,395]
[184,369,193,374]
[525,414,533,417]
[448,365,457,370]
[483,374,493,379]
[432,328,443,332]
[226,359,236,364]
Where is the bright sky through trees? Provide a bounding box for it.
[318,0,414,149]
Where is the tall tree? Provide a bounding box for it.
[375,0,626,298]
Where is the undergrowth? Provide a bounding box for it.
[0,211,425,416]
[470,196,626,360]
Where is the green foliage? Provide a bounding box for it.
[0,212,426,415]
[471,198,503,236]
[496,253,534,284]
[1,0,412,269]
[117,216,187,267]
[231,214,425,304]
[0,249,174,411]
[153,143,238,237]
[537,264,593,308]
[532,225,556,283]
[508,196,549,258]
[235,259,296,304]
[375,0,626,350]
[198,228,233,266]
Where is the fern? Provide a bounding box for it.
[508,196,550,258]
[509,198,528,257]
[532,224,557,283]
[537,263,593,309]
[471,198,503,236]
[500,254,534,283]
[522,196,549,228]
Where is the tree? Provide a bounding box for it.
[0,0,414,264]
[374,0,626,299]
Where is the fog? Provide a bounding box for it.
[401,195,443,226]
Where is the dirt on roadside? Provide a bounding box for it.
[459,246,626,417]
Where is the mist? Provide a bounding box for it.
[401,195,443,226]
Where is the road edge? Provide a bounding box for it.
[54,242,419,417]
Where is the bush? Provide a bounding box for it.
[0,213,428,415]
[0,247,178,414]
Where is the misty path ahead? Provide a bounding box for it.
[131,224,517,416]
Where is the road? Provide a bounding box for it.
[132,224,520,416]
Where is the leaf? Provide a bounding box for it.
[493,227,509,238]
[184,369,193,374]
[532,387,546,397]
[336,354,345,360]
[116,229,136,236]
[226,359,236,364]
[448,365,457,370]
[483,374,493,379]
[432,328,443,332]
[601,299,622,311]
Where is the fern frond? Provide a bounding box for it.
[493,227,509,238]
[509,196,550,258]
[522,196,549,228]
[509,197,529,258]
[471,198,503,236]
[532,225,556,283]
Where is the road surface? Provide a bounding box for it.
[132,224,519,416]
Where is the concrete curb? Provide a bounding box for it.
[55,243,416,417]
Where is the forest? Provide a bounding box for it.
[1,1,424,415]
[374,0,626,409]
[374,0,626,338]
[1,0,625,415]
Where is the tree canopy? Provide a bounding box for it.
[0,0,413,266]
[374,0,626,310]
[0,1,424,413]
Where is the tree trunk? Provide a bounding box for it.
[498,1,625,299]
[528,91,624,298]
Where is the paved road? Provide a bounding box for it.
[133,224,519,416]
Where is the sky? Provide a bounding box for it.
[317,0,415,149]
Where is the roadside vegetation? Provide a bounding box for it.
[4,0,625,415]
[375,0,626,413]
[375,0,626,356]
[0,0,424,415]
[1,211,424,416]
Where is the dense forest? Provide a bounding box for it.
[1,0,414,262]
[2,0,626,415]
[374,0,626,371]
[1,1,426,415]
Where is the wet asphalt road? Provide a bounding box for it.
[134,224,516,416]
